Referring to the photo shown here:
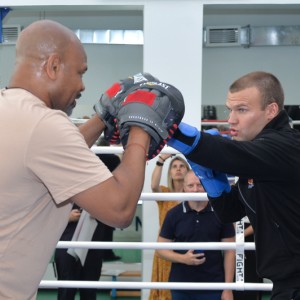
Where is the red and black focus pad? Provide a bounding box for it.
[94,73,159,144]
[117,81,185,159]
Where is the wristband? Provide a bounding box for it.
[159,156,166,162]
[125,143,147,160]
[156,161,164,166]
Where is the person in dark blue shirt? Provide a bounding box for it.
[157,170,235,300]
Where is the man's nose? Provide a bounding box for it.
[227,111,237,124]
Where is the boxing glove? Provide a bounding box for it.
[188,159,231,198]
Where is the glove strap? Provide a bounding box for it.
[168,122,201,155]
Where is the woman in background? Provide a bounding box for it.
[149,155,190,300]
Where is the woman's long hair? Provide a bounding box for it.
[167,156,190,192]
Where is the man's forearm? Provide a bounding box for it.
[224,249,235,283]
[78,115,105,148]
[157,249,183,263]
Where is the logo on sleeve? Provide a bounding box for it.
[248,179,254,189]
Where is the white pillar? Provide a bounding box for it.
[143,2,203,299]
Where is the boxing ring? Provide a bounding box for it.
[38,118,300,297]
[39,189,273,294]
[40,218,272,293]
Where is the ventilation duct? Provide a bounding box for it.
[204,25,300,48]
[1,25,21,44]
[204,26,241,47]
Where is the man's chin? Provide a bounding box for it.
[66,107,74,116]
[233,135,249,141]
[66,102,76,116]
[232,136,242,141]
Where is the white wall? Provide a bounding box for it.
[72,44,143,118]
[142,2,203,299]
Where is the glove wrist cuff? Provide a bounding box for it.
[94,102,108,124]
[168,123,201,155]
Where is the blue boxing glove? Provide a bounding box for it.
[168,123,230,197]
[188,159,231,198]
[167,122,221,155]
[167,122,201,155]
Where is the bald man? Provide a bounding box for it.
[0,20,151,299]
[157,170,235,300]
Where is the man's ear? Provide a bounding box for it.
[266,102,279,120]
[45,53,61,80]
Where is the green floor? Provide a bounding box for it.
[37,289,139,300]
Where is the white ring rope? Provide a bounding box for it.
[141,192,208,201]
[43,239,266,291]
[40,280,273,291]
[91,145,179,155]
[56,241,255,251]
[40,133,274,294]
